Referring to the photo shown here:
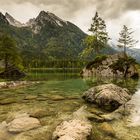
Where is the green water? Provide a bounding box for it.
[0,72,140,140]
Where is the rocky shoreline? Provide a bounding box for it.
[0,81,40,89]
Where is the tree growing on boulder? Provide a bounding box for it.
[80,12,109,58]
[118,25,138,57]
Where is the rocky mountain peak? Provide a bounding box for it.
[0,12,9,24]
[27,10,68,34]
[35,10,68,27]
[5,12,25,27]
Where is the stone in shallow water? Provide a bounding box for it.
[88,114,104,122]
[0,81,40,89]
[0,98,17,105]
[14,126,50,140]
[83,84,131,111]
[52,106,92,140]
[39,94,49,98]
[66,95,80,100]
[24,95,38,100]
[48,95,65,101]
[37,97,47,101]
[53,119,92,140]
[7,114,41,133]
[0,121,13,140]
[98,122,115,137]
[29,109,48,118]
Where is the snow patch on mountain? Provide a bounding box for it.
[5,13,26,27]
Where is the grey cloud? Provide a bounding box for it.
[95,0,140,18]
[0,0,140,19]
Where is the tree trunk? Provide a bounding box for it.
[123,45,127,58]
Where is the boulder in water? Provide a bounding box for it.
[52,106,92,140]
[81,54,139,78]
[83,84,131,111]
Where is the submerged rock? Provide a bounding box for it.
[53,119,92,140]
[99,122,115,137]
[0,98,17,105]
[14,126,50,140]
[29,108,48,118]
[7,113,41,133]
[83,84,131,111]
[48,95,65,101]
[24,95,38,100]
[81,53,139,78]
[52,106,92,140]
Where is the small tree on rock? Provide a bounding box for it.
[80,12,109,58]
[118,25,138,57]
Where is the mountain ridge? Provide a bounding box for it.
[0,11,87,67]
[5,12,26,27]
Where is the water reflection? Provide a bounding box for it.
[128,88,140,126]
[83,76,140,94]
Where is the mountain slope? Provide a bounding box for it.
[5,13,25,27]
[0,11,87,66]
[1,11,138,67]
[0,12,9,24]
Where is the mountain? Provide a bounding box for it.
[5,13,25,27]
[0,12,9,24]
[0,11,87,67]
[1,11,138,68]
[27,11,69,33]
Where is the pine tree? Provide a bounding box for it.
[81,12,109,58]
[0,34,22,71]
[118,25,138,57]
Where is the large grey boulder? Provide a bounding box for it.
[52,106,92,140]
[81,53,139,78]
[83,84,131,111]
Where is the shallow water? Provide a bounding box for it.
[0,72,140,140]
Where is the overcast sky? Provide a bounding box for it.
[0,0,140,48]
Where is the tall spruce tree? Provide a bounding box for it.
[81,12,109,58]
[0,34,22,71]
[118,25,138,57]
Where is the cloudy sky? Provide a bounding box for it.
[0,0,140,48]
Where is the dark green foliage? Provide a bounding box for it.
[86,55,107,69]
[0,15,86,68]
[109,56,136,76]
[80,12,109,58]
[0,34,22,70]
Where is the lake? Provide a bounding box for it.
[0,71,140,140]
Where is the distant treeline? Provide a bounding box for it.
[24,60,89,69]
